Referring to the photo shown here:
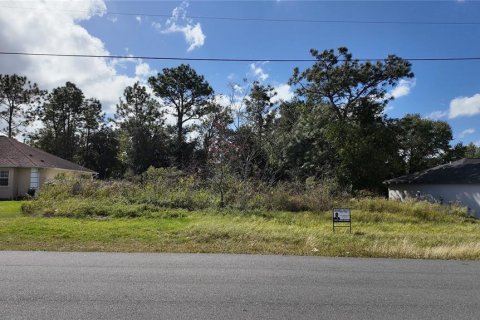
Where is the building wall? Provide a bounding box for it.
[388,184,480,218]
[14,168,31,198]
[1,167,92,199]
[0,168,14,199]
[39,168,78,186]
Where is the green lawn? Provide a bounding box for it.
[1,200,479,259]
[0,201,25,217]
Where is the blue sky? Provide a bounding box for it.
[1,1,480,145]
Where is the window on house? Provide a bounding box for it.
[30,168,39,190]
[0,170,9,186]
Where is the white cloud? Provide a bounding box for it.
[151,21,162,31]
[0,0,154,115]
[110,55,138,70]
[166,23,205,52]
[383,105,394,113]
[107,16,118,23]
[232,84,243,93]
[426,110,448,120]
[214,94,232,108]
[135,62,155,78]
[250,63,269,82]
[457,128,475,139]
[214,94,244,119]
[449,93,480,118]
[155,1,206,52]
[271,84,294,103]
[389,78,416,99]
[136,16,142,23]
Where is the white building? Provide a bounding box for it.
[385,158,480,218]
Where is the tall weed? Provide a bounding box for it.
[21,168,474,222]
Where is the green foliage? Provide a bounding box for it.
[31,81,112,174]
[6,47,470,194]
[19,175,315,217]
[33,82,86,160]
[22,199,188,219]
[22,173,475,226]
[114,82,169,174]
[396,114,453,174]
[285,48,415,190]
[148,64,214,168]
[82,126,121,179]
[244,81,277,137]
[290,47,413,120]
[465,142,480,158]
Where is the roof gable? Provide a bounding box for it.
[385,158,480,185]
[0,137,96,173]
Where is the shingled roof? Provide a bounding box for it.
[385,158,480,185]
[0,136,96,173]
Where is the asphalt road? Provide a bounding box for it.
[1,252,479,320]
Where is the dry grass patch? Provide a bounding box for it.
[369,238,480,260]
[1,200,479,259]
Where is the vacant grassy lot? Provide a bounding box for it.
[1,200,479,259]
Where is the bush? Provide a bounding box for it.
[20,174,473,223]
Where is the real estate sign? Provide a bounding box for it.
[333,208,351,222]
[332,208,352,232]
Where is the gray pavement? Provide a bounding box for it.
[0,251,479,319]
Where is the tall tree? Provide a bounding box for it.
[82,126,121,179]
[34,82,106,167]
[115,82,168,174]
[465,142,480,158]
[396,114,453,174]
[443,143,469,163]
[290,47,413,121]
[266,99,326,180]
[148,64,214,168]
[244,81,277,139]
[34,82,85,160]
[323,102,403,191]
[0,74,45,138]
[287,47,414,190]
[202,104,234,206]
[235,82,279,180]
[80,98,104,165]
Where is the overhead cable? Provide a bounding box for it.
[1,51,480,63]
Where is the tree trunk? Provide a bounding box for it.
[8,106,13,138]
[177,114,184,168]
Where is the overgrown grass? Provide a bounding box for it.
[350,197,471,223]
[1,196,479,259]
[20,170,470,221]
[20,168,351,216]
[4,170,478,259]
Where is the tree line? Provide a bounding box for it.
[1,48,479,193]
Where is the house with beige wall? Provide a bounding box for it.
[0,136,96,199]
[384,158,480,218]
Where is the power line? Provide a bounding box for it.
[1,5,480,26]
[0,52,313,62]
[1,51,480,63]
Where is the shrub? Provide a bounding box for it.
[20,174,473,223]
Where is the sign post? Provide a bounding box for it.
[332,208,352,233]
